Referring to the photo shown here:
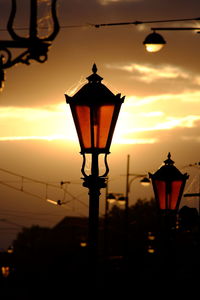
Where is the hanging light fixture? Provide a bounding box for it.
[143,31,166,52]
[140,176,151,186]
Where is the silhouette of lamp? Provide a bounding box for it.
[143,26,200,53]
[149,153,189,212]
[65,64,124,274]
[0,0,59,90]
[143,31,166,52]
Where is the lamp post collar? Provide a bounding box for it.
[86,63,103,83]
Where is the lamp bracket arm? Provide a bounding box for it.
[151,27,200,31]
[1,0,59,70]
[0,48,32,69]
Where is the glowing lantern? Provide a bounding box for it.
[149,153,189,211]
[65,64,124,155]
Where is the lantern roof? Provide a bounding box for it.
[150,153,189,181]
[66,64,124,105]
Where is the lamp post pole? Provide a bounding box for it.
[82,154,107,271]
[125,154,130,220]
[124,154,150,218]
[124,154,150,260]
[149,152,189,246]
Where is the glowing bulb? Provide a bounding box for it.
[145,44,165,53]
[143,32,166,53]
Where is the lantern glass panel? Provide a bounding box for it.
[75,105,91,149]
[75,104,115,151]
[155,180,166,209]
[94,104,115,149]
[155,179,183,210]
[169,180,183,210]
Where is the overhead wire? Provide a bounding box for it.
[0,167,88,210]
[0,16,199,32]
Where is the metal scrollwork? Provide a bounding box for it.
[0,49,12,66]
[81,153,110,179]
[0,0,60,90]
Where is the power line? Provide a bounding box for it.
[0,167,88,209]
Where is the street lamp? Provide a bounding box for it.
[183,162,200,214]
[143,31,166,52]
[149,153,189,213]
[125,154,150,216]
[93,16,200,53]
[149,153,189,279]
[143,26,200,52]
[65,64,125,276]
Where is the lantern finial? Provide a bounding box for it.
[87,64,103,83]
[164,152,174,166]
[92,63,97,74]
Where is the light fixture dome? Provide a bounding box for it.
[143,31,166,52]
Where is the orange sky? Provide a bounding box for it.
[0,0,200,249]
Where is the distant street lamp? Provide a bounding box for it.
[124,154,150,218]
[104,169,150,258]
[183,162,200,214]
[105,155,150,235]
[143,26,200,52]
[149,153,189,213]
[149,153,189,280]
[143,31,166,52]
[65,64,125,277]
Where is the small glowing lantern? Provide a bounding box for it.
[106,193,117,204]
[149,153,189,211]
[140,176,150,186]
[143,31,166,52]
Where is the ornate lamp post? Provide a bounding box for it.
[149,154,189,280]
[65,64,124,275]
[149,153,189,230]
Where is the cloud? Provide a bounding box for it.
[0,135,66,142]
[0,94,199,146]
[106,62,190,83]
[0,103,77,142]
[124,89,200,109]
[117,122,200,146]
[98,0,141,5]
[112,88,200,145]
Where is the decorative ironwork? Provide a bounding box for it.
[81,153,110,179]
[0,0,60,90]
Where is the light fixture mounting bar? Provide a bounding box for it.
[94,17,200,28]
[151,27,200,31]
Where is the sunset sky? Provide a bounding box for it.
[0,0,200,248]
